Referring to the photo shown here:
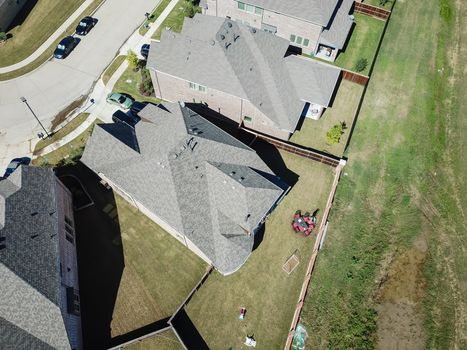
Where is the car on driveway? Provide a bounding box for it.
[112,110,140,128]
[106,92,134,109]
[54,36,80,59]
[3,157,31,178]
[140,44,150,59]
[76,16,97,35]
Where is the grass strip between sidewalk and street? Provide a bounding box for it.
[139,0,172,36]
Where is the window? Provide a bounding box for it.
[238,1,262,16]
[189,81,207,93]
[66,288,80,316]
[65,223,74,244]
[65,215,73,226]
[290,34,310,47]
[244,116,252,123]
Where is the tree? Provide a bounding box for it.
[326,122,347,145]
[354,58,368,73]
[126,50,138,70]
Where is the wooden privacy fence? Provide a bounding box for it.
[342,69,369,85]
[284,160,346,350]
[354,2,391,20]
[242,128,341,167]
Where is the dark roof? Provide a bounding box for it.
[81,103,285,274]
[319,0,355,49]
[0,166,73,349]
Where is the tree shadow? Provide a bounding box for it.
[56,162,124,349]
[6,0,39,31]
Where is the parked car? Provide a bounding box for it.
[75,16,97,35]
[53,36,79,59]
[140,44,150,59]
[130,101,148,116]
[112,110,140,128]
[3,157,31,178]
[106,93,134,109]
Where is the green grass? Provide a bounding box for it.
[300,0,467,348]
[102,55,126,86]
[0,0,104,81]
[34,113,89,152]
[113,66,161,104]
[363,0,394,9]
[0,0,85,67]
[32,118,102,166]
[152,0,200,40]
[186,151,335,349]
[290,80,364,157]
[139,0,172,36]
[110,195,207,337]
[123,329,183,350]
[334,13,386,75]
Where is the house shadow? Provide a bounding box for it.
[6,0,39,31]
[56,162,125,350]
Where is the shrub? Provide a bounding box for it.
[0,32,7,42]
[126,50,138,70]
[184,1,196,18]
[139,68,154,96]
[379,0,389,6]
[354,58,368,73]
[326,122,347,145]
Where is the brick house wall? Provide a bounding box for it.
[55,178,83,350]
[203,0,323,54]
[150,69,292,140]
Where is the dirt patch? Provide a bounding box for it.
[375,236,427,350]
[50,95,87,131]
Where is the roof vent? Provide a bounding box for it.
[31,212,38,216]
[225,42,231,49]
[227,22,233,28]
[245,214,251,222]
[249,67,253,72]
[234,34,239,41]
[220,34,225,40]
[250,27,256,34]
[229,171,236,176]
[239,176,245,182]
[210,39,215,46]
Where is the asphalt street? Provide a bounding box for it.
[0,0,155,168]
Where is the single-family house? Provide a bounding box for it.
[147,14,341,140]
[0,166,82,350]
[200,0,355,60]
[0,0,28,32]
[81,102,288,275]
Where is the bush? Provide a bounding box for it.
[139,68,154,96]
[184,1,196,18]
[354,58,368,73]
[326,122,347,145]
[0,32,7,42]
[126,50,139,70]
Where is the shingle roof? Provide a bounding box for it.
[235,0,340,27]
[0,166,72,349]
[81,103,285,274]
[319,0,354,49]
[147,14,341,132]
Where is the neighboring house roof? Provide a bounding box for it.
[319,0,355,49]
[0,166,72,349]
[147,14,340,132]
[81,103,286,274]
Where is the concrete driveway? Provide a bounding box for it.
[0,0,155,168]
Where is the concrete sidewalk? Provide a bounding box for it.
[0,0,95,74]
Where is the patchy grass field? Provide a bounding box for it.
[334,13,386,75]
[123,329,183,350]
[32,118,101,166]
[102,55,126,86]
[186,149,335,349]
[110,195,207,337]
[113,66,161,104]
[0,0,85,67]
[290,80,364,157]
[300,0,467,349]
[152,0,200,40]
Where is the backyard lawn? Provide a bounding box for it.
[123,329,183,350]
[333,13,386,75]
[0,0,85,67]
[110,195,207,337]
[32,118,101,166]
[152,0,200,40]
[113,66,161,105]
[186,149,335,349]
[290,80,364,157]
